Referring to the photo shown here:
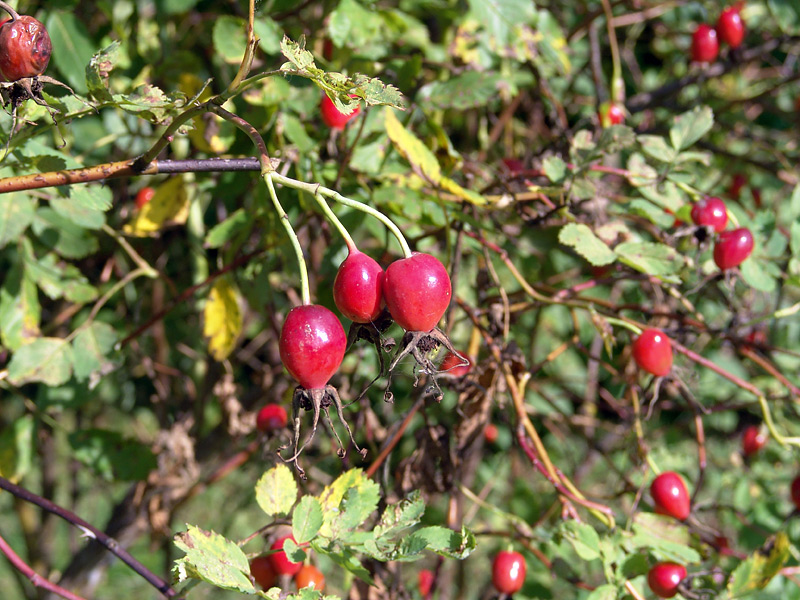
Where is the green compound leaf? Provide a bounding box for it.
[559,223,617,266]
[72,322,118,383]
[174,524,254,593]
[293,496,323,544]
[256,464,297,518]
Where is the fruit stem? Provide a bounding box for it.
[312,192,357,253]
[227,0,257,94]
[264,175,311,306]
[0,2,19,21]
[270,172,413,258]
[599,0,623,104]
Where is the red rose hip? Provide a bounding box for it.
[320,93,360,130]
[648,562,687,598]
[717,7,745,48]
[439,351,470,376]
[713,227,753,270]
[256,404,288,432]
[250,556,277,589]
[690,196,727,232]
[418,569,434,598]
[651,471,691,520]
[0,16,52,81]
[741,425,766,457]
[279,305,346,390]
[294,564,325,591]
[492,550,526,594]
[791,475,800,511]
[599,102,625,127]
[691,24,719,63]
[269,535,302,576]
[384,253,452,332]
[135,186,155,210]
[631,329,673,376]
[333,250,384,323]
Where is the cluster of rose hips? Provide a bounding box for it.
[691,5,745,64]
[249,534,324,592]
[690,195,754,271]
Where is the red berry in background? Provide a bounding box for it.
[0,16,52,81]
[691,24,719,63]
[320,93,361,130]
[492,550,526,595]
[333,250,384,323]
[256,404,288,432]
[501,157,524,175]
[728,173,747,200]
[294,564,325,591]
[791,475,800,511]
[717,7,744,48]
[651,471,691,520]
[384,253,452,332]
[440,351,470,376]
[279,305,346,390]
[741,425,766,457]
[631,329,673,377]
[484,423,499,444]
[418,569,434,598]
[647,562,687,598]
[269,535,302,576]
[135,187,155,210]
[690,196,728,233]
[713,228,754,271]
[250,556,277,589]
[598,102,625,127]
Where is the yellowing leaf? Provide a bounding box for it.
[384,108,441,185]
[203,278,242,361]
[439,176,487,206]
[728,532,790,597]
[124,177,190,236]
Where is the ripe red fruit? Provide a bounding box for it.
[691,24,719,63]
[790,476,800,511]
[295,564,325,591]
[384,253,452,332]
[651,471,691,520]
[440,351,470,376]
[418,569,434,597]
[690,196,728,233]
[742,425,766,457]
[256,404,288,432]
[647,562,687,598]
[0,16,52,81]
[501,157,524,175]
[728,173,747,200]
[492,550,526,595]
[631,329,673,377]
[484,423,499,444]
[269,535,302,576]
[599,102,625,127]
[135,187,155,210]
[320,93,360,130]
[279,305,346,390]
[333,250,384,323]
[713,227,754,270]
[250,556,277,589]
[717,7,744,48]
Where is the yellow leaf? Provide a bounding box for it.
[384,108,441,185]
[203,278,242,361]
[439,176,487,206]
[123,177,190,237]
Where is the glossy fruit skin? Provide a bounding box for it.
[492,550,526,594]
[742,425,766,456]
[320,94,360,130]
[269,535,302,576]
[501,157,524,174]
[647,562,687,598]
[440,351,470,376]
[599,102,625,127]
[484,423,499,444]
[135,187,155,210]
[631,329,673,377]
[791,475,800,511]
[651,471,691,520]
[279,305,346,390]
[333,250,384,323]
[690,196,727,233]
[717,7,744,48]
[418,569,434,597]
[692,24,719,63]
[250,556,277,589]
[713,227,754,270]
[256,404,288,432]
[294,564,324,591]
[0,16,52,81]
[384,253,451,332]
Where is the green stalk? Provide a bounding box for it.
[313,193,357,252]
